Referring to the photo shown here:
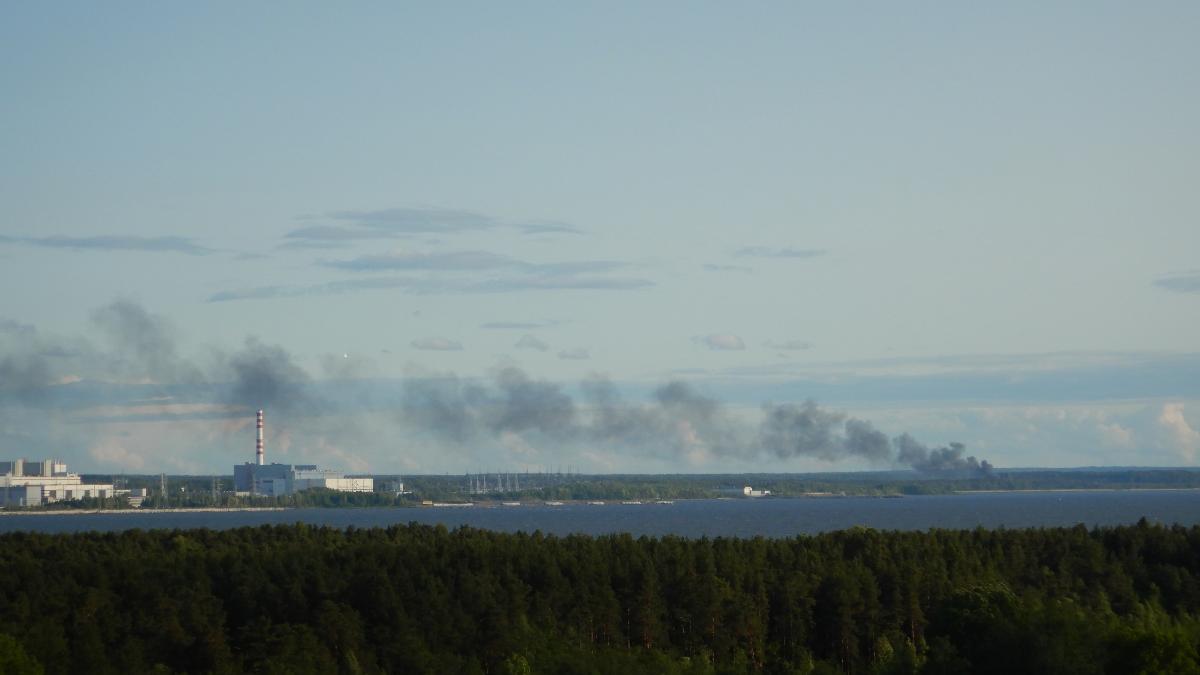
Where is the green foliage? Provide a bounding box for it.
[0,633,43,675]
[1,523,1200,673]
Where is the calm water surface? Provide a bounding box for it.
[3,490,1199,537]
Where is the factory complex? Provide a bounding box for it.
[1,458,125,507]
[233,409,373,497]
[1,409,373,508]
[233,463,373,497]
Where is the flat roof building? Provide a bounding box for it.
[1,458,124,507]
[233,462,374,496]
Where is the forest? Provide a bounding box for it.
[0,520,1198,674]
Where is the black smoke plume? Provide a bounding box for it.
[2,301,315,418]
[402,367,994,471]
[91,300,201,384]
[894,433,994,475]
[223,338,314,413]
[0,355,52,403]
[1,300,995,472]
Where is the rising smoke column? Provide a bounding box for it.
[224,337,314,413]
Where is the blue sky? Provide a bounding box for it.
[1,2,1198,474]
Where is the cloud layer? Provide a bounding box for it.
[734,247,825,259]
[515,335,550,352]
[1155,272,1200,293]
[209,271,654,302]
[411,337,464,351]
[766,339,813,351]
[0,234,215,255]
[6,301,1200,473]
[285,207,584,244]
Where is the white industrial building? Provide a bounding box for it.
[0,458,125,507]
[234,462,374,496]
[233,409,373,496]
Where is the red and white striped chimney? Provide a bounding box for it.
[256,409,265,465]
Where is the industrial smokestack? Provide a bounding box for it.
[256,409,264,465]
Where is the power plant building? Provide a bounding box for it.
[233,409,373,496]
[0,458,124,507]
[234,463,373,496]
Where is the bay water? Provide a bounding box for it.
[2,490,1198,537]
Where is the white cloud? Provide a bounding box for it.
[1097,422,1135,448]
[88,438,147,470]
[557,348,590,360]
[696,334,745,351]
[856,401,1198,468]
[1158,403,1200,462]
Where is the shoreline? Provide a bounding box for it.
[0,507,290,516]
[955,487,1200,494]
[4,489,1199,515]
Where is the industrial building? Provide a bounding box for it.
[233,409,373,496]
[0,458,124,506]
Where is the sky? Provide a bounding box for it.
[1,2,1198,475]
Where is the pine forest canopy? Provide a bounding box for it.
[0,521,1198,674]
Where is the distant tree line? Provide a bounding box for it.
[1,520,1199,673]
[3,468,1198,512]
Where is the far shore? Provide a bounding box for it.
[0,507,291,516]
[4,488,1200,516]
[955,487,1200,494]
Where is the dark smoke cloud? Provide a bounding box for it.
[650,381,749,457]
[87,301,315,415]
[1,301,315,419]
[401,374,484,444]
[401,368,991,470]
[223,338,314,413]
[759,401,846,460]
[581,378,679,449]
[489,368,577,436]
[842,418,894,462]
[91,300,201,384]
[0,355,52,403]
[755,403,891,463]
[0,317,64,404]
[0,300,994,473]
[401,368,577,442]
[894,433,994,475]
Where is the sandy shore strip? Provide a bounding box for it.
[956,487,1200,494]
